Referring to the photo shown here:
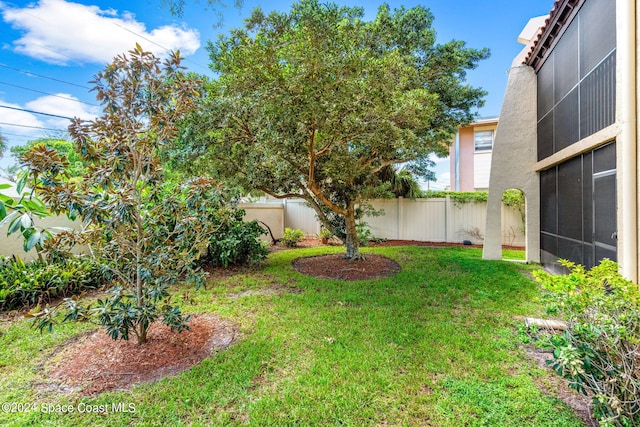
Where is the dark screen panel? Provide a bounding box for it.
[580,53,616,138]
[558,237,584,265]
[554,20,579,103]
[579,0,616,78]
[537,0,616,163]
[583,152,593,243]
[583,243,594,269]
[541,233,558,255]
[594,142,616,173]
[557,156,583,240]
[537,55,555,119]
[540,142,616,272]
[595,245,617,263]
[554,88,580,151]
[594,174,616,245]
[537,112,554,161]
[540,167,557,234]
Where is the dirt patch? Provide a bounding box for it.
[524,346,597,427]
[39,314,236,396]
[292,254,401,281]
[269,238,524,252]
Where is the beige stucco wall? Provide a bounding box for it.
[483,65,540,262]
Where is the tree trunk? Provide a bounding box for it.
[138,323,148,345]
[344,203,364,260]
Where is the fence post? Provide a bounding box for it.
[444,196,450,243]
[397,196,403,239]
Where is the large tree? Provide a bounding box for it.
[178,0,489,259]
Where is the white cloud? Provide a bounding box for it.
[25,94,99,127]
[0,100,44,135]
[437,171,451,186]
[430,154,450,164]
[0,95,96,167]
[1,0,200,65]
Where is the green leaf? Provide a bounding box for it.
[0,194,15,205]
[20,213,32,229]
[7,215,23,235]
[15,173,28,195]
[25,230,41,252]
[0,211,19,228]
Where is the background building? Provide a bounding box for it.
[448,117,498,192]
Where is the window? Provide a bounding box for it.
[474,130,493,152]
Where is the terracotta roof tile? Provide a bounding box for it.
[524,0,580,68]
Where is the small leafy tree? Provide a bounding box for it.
[22,45,208,344]
[11,138,88,178]
[534,259,640,426]
[174,0,488,259]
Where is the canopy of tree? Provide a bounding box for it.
[175,0,489,258]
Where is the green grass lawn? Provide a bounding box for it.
[0,246,582,426]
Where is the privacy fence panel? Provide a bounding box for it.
[0,197,525,259]
[366,198,448,242]
[278,197,524,246]
[283,199,321,236]
[240,203,285,240]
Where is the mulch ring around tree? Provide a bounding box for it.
[292,254,401,281]
[36,314,237,396]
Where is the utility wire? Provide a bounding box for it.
[0,81,98,107]
[0,122,66,132]
[0,130,36,138]
[111,21,210,73]
[0,105,74,121]
[0,63,92,90]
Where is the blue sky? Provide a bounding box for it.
[0,0,554,187]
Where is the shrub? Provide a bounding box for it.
[282,228,305,247]
[318,227,333,240]
[356,222,373,247]
[0,255,106,311]
[533,259,640,426]
[203,208,268,267]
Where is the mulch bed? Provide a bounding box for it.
[292,254,401,280]
[40,314,236,396]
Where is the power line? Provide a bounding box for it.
[110,21,210,73]
[0,105,74,120]
[0,81,98,107]
[15,39,83,64]
[0,63,92,90]
[0,122,67,132]
[0,130,35,138]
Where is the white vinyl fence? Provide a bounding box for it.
[0,215,86,261]
[0,197,525,259]
[244,197,525,247]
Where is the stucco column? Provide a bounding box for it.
[615,0,638,282]
[483,65,539,262]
